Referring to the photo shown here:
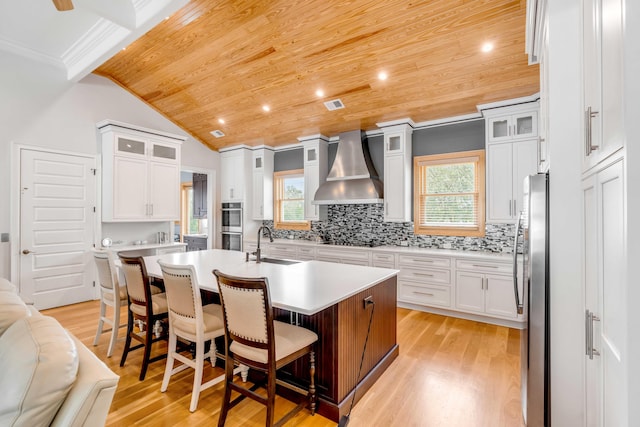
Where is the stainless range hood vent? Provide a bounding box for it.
[313,130,383,205]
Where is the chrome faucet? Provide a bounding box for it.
[254,225,274,263]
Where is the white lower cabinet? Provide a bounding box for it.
[397,253,453,309]
[243,239,520,325]
[455,263,517,319]
[399,282,451,308]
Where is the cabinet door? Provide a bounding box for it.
[383,154,406,222]
[221,154,244,201]
[488,117,512,142]
[596,160,626,426]
[484,274,518,318]
[582,174,601,427]
[513,139,539,216]
[148,161,179,220]
[455,271,485,313]
[486,142,514,222]
[112,156,148,219]
[192,173,207,219]
[304,163,320,220]
[582,0,624,170]
[512,111,538,139]
[114,135,147,158]
[252,171,264,219]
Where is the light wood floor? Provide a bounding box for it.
[43,301,524,427]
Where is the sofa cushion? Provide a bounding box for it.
[0,315,79,427]
[0,278,30,337]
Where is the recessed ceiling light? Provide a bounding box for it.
[481,42,494,53]
[121,47,126,51]
[262,105,270,112]
[378,71,388,81]
[210,130,225,138]
[164,16,170,20]
[218,118,225,124]
[316,89,325,97]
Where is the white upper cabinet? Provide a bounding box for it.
[251,148,274,220]
[300,136,328,221]
[98,120,184,222]
[483,102,539,223]
[582,0,624,171]
[487,110,538,142]
[220,148,251,202]
[379,122,413,222]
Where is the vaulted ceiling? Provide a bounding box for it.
[94,0,539,151]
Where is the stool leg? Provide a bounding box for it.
[309,351,316,415]
[139,317,154,380]
[120,308,133,367]
[93,297,106,346]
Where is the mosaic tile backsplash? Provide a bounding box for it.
[263,204,516,253]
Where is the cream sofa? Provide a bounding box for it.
[0,278,119,427]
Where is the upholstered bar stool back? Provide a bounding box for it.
[118,254,168,381]
[213,269,318,427]
[92,249,128,357]
[158,261,226,412]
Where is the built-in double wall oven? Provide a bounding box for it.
[221,202,242,251]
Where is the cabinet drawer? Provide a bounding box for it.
[399,267,451,285]
[267,245,297,259]
[296,246,316,257]
[373,253,395,264]
[398,254,450,269]
[456,259,511,275]
[316,247,370,262]
[399,282,451,308]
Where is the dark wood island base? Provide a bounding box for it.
[274,275,398,422]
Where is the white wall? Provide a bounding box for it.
[0,52,219,278]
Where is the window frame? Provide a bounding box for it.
[273,169,311,231]
[413,149,485,237]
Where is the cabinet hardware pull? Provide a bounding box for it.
[472,264,498,268]
[585,309,601,359]
[585,106,600,156]
[412,259,434,263]
[413,272,434,277]
[414,291,435,297]
[513,200,516,216]
[509,200,512,216]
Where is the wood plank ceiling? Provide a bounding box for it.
[95,0,539,151]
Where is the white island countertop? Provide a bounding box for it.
[143,249,398,315]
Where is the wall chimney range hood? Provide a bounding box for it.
[313,130,383,205]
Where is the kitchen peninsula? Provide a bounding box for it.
[143,249,399,421]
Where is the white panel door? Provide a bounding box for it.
[582,175,601,427]
[20,149,96,309]
[513,139,539,216]
[455,271,484,313]
[487,142,513,221]
[383,154,406,222]
[485,274,518,319]
[597,160,626,426]
[113,155,147,219]
[149,161,179,220]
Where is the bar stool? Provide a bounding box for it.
[158,261,226,412]
[92,249,128,357]
[213,269,318,427]
[119,254,168,381]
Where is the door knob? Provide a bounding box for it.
[22,249,35,255]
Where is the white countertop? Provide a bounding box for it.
[105,242,187,252]
[245,238,513,261]
[143,249,398,315]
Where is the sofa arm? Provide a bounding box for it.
[50,335,119,427]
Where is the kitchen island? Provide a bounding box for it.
[143,249,399,422]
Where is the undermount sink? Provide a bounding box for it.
[258,257,300,266]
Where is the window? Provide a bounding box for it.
[273,169,310,230]
[413,150,485,237]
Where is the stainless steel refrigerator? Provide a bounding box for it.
[514,172,550,426]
